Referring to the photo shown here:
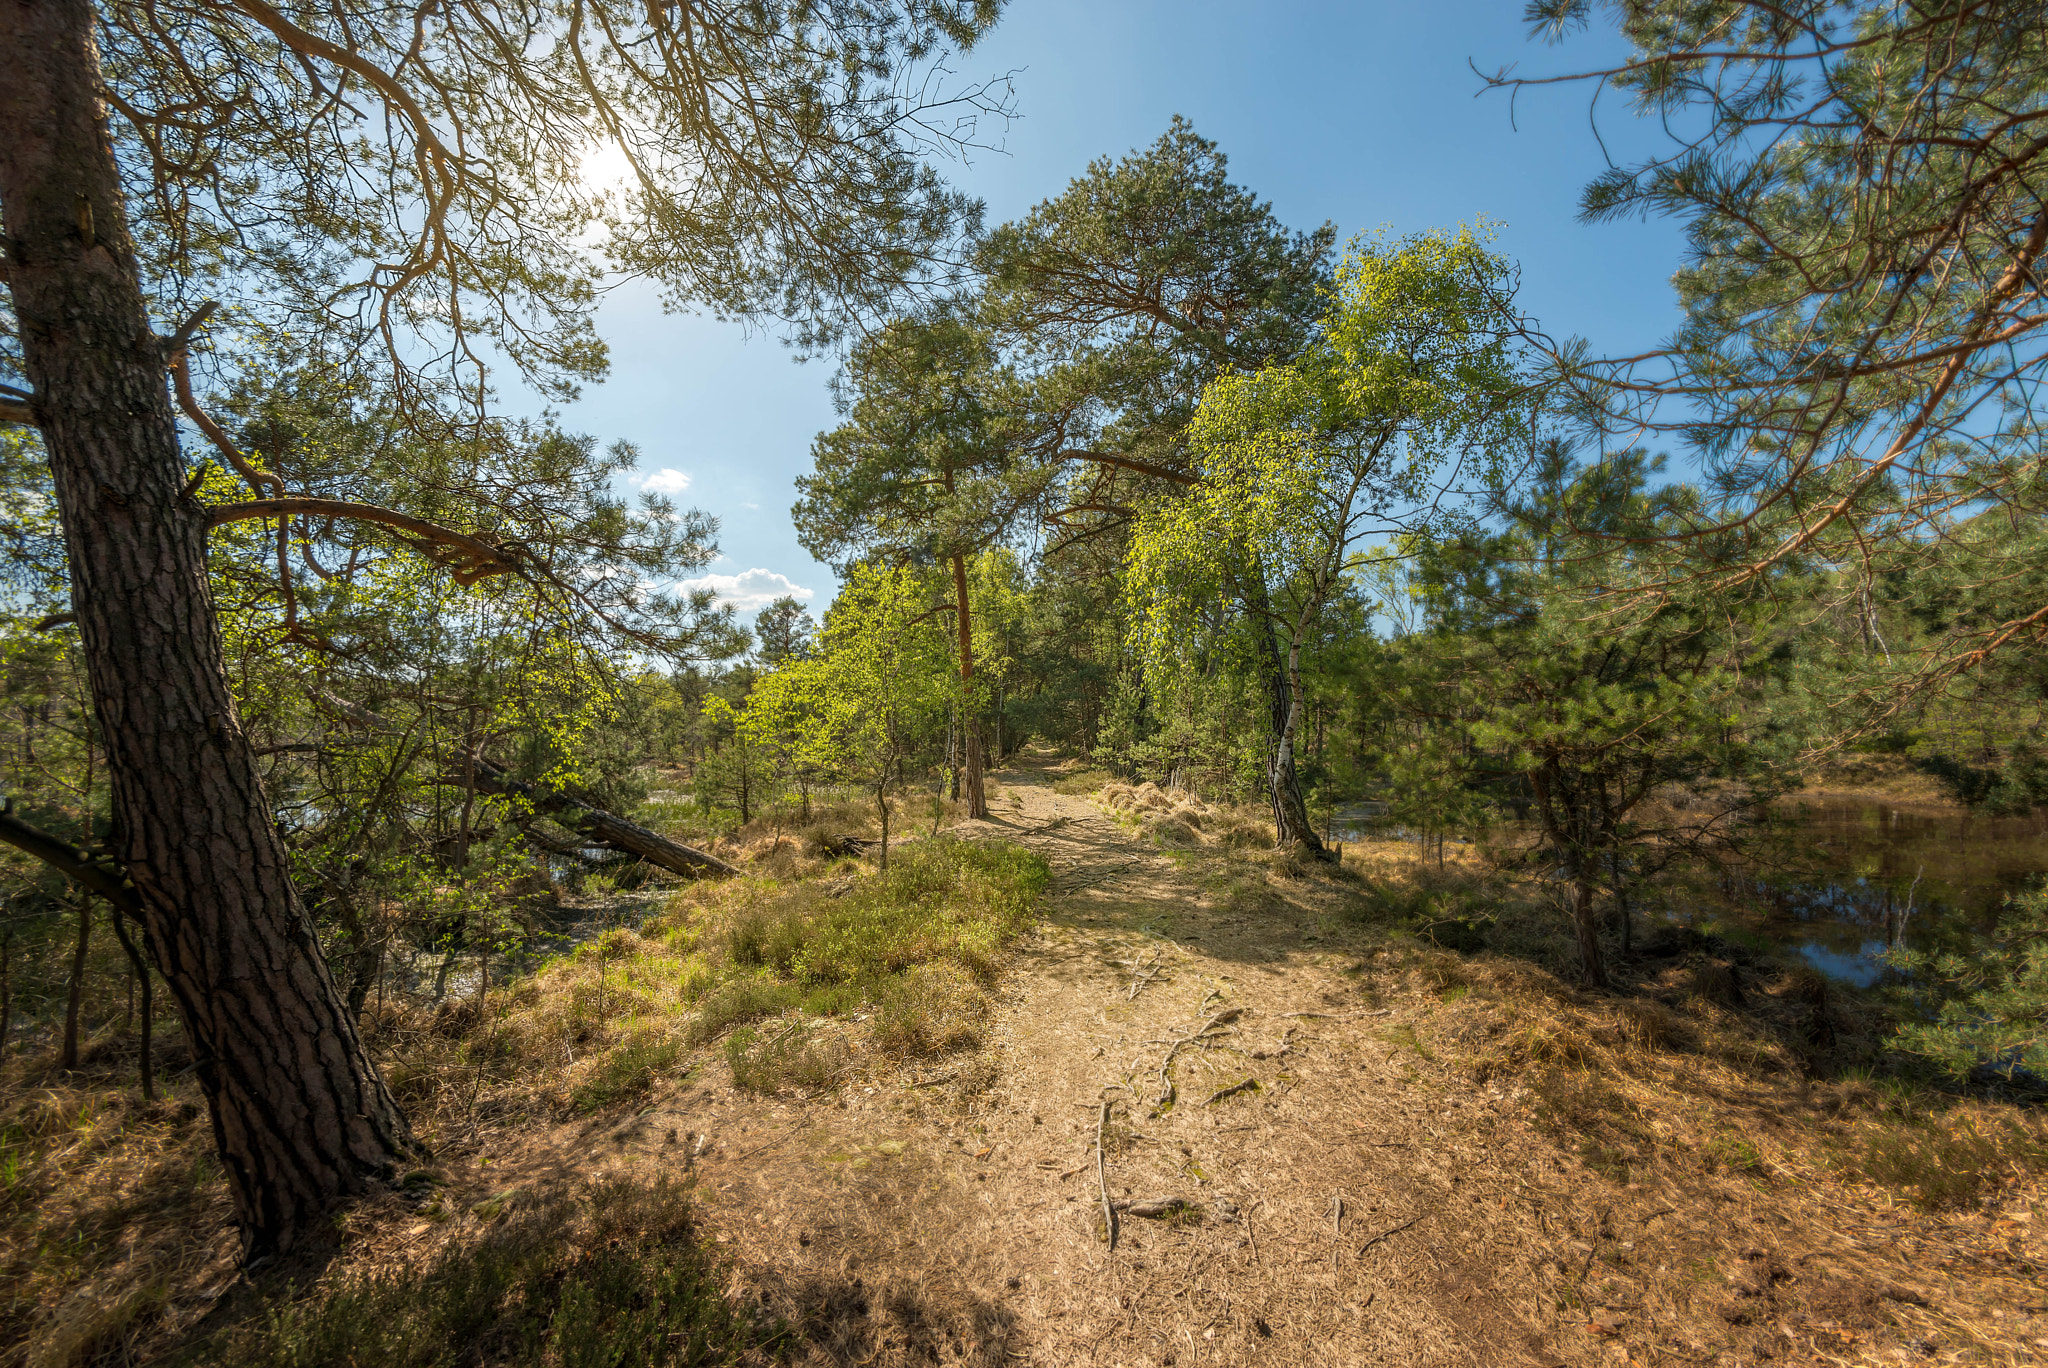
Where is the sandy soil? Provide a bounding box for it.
[448,754,2044,1368]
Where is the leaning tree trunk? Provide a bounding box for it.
[0,0,416,1258]
[951,553,987,820]
[1254,608,1324,856]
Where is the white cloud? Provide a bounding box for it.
[633,467,693,495]
[741,501,761,510]
[677,568,815,613]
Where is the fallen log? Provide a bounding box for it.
[457,756,740,879]
[310,691,740,880]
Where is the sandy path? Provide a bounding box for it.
[526,757,1568,1367]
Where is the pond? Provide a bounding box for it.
[1328,794,2048,988]
[1702,796,2048,987]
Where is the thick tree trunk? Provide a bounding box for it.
[951,553,987,819]
[0,0,416,1257]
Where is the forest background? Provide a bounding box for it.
[3,0,2048,1355]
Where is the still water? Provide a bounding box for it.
[1328,797,2048,988]
[1713,798,2048,987]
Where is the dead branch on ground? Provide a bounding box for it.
[1151,1006,1242,1111]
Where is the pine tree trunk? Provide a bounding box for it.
[951,554,987,819]
[0,0,416,1257]
[60,895,91,1069]
[110,909,154,1101]
[1570,875,1609,989]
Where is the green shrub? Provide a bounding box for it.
[870,964,989,1059]
[1888,880,2048,1079]
[686,977,804,1045]
[725,1022,848,1093]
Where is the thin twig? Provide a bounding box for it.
[1154,1007,1243,1109]
[1358,1210,1430,1256]
[733,1129,792,1162]
[1097,1093,1120,1252]
[1203,1077,1259,1107]
[1126,951,1164,1001]
[1279,1009,1392,1020]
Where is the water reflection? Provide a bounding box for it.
[1732,797,2048,984]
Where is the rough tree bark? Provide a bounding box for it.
[0,0,417,1257]
[1530,770,1609,989]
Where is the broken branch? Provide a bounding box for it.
[455,754,739,878]
[1203,1077,1259,1107]
[1096,1092,1120,1252]
[1114,1196,1196,1220]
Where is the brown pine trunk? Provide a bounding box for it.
[110,909,154,1100]
[0,0,416,1257]
[951,553,987,819]
[1570,875,1609,989]
[60,896,90,1068]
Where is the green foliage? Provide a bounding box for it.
[739,562,957,858]
[570,1030,685,1113]
[1888,881,2048,1080]
[1379,442,1803,981]
[1127,225,1527,692]
[1507,0,2048,691]
[724,1022,847,1093]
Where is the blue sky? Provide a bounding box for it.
[542,0,1687,622]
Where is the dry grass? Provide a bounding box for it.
[10,757,2048,1367]
[1094,781,1270,850]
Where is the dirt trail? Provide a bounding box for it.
[478,756,2048,1365]
[494,754,1579,1367]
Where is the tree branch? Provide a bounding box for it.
[1057,449,1196,486]
[209,497,521,584]
[0,806,141,915]
[170,350,281,496]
